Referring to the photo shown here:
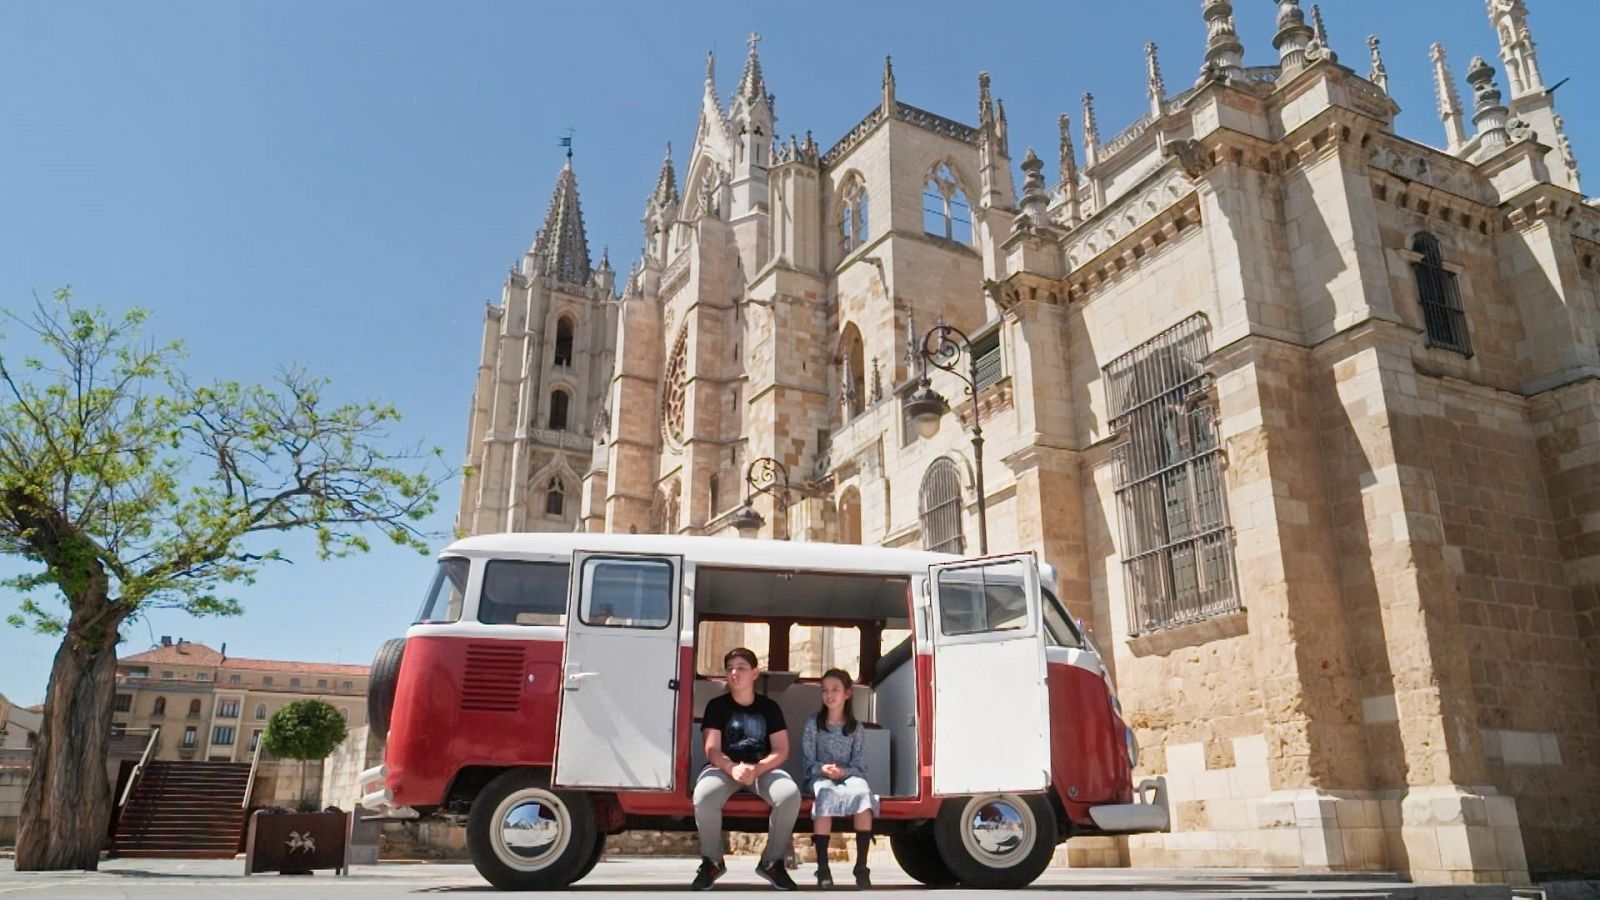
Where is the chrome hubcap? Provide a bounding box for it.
[959,794,1034,868]
[491,787,571,871]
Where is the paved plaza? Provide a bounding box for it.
[0,857,1536,899]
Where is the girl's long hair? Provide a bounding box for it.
[814,668,859,736]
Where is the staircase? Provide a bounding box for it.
[112,760,251,858]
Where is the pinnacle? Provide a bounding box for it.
[530,161,592,286]
[737,32,768,105]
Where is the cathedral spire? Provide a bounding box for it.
[1058,114,1082,226]
[1273,0,1314,75]
[737,32,769,105]
[1486,0,1544,98]
[1367,35,1389,94]
[652,142,678,208]
[1082,92,1100,166]
[882,55,896,115]
[530,159,592,286]
[1467,55,1511,152]
[1199,0,1245,83]
[1431,43,1469,150]
[978,71,995,128]
[1146,43,1167,117]
[1308,4,1336,64]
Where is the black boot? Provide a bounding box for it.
[812,835,833,888]
[853,831,872,888]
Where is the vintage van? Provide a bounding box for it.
[359,533,1168,890]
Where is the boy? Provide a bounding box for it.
[691,647,799,891]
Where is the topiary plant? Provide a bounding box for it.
[262,699,348,811]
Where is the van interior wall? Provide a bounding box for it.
[690,567,917,798]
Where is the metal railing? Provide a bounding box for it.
[243,731,264,809]
[117,727,161,809]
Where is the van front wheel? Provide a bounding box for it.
[467,769,597,890]
[933,793,1057,889]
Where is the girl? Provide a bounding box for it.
[801,668,877,889]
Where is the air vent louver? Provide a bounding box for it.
[461,643,524,712]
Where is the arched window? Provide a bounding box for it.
[838,324,866,420]
[922,163,973,244]
[1411,233,1471,354]
[187,699,201,718]
[839,487,863,545]
[838,175,869,255]
[918,458,965,554]
[554,317,575,368]
[255,704,267,720]
[548,390,570,431]
[152,697,166,717]
[545,478,565,517]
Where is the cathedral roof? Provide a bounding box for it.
[530,160,592,286]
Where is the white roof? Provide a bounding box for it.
[443,532,963,576]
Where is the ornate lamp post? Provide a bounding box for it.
[730,456,791,539]
[905,322,988,555]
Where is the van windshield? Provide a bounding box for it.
[1041,588,1084,649]
[416,557,470,624]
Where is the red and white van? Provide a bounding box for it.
[360,533,1168,889]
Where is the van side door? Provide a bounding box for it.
[927,553,1051,795]
[553,552,683,790]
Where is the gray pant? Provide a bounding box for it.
[693,766,801,864]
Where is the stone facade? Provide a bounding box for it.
[113,639,369,765]
[457,1,1600,883]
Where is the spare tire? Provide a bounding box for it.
[367,638,406,740]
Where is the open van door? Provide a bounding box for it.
[554,552,682,790]
[928,554,1051,795]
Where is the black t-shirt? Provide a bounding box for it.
[702,693,786,765]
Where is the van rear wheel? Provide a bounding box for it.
[571,832,606,883]
[933,793,1057,889]
[467,769,597,890]
[889,832,956,887]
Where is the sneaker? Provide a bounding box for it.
[816,867,834,889]
[691,858,727,891]
[755,859,798,891]
[853,866,871,889]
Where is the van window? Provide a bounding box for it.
[696,621,770,677]
[479,560,569,625]
[936,562,1029,636]
[790,625,862,679]
[416,557,470,624]
[1041,588,1084,648]
[580,557,673,629]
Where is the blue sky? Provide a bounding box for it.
[2,1,1596,705]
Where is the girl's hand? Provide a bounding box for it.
[822,763,844,780]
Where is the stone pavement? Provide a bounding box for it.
[0,856,1534,898]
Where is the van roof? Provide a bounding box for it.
[443,532,963,575]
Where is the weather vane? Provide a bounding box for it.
[559,126,576,160]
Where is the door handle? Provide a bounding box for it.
[668,678,680,691]
[564,665,597,691]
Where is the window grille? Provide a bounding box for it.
[918,458,966,554]
[114,694,132,713]
[973,333,1003,391]
[1105,315,1240,635]
[1411,233,1471,355]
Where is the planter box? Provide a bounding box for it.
[244,810,349,875]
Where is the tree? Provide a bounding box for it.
[262,699,348,810]
[1,290,446,870]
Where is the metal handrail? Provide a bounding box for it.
[242,733,264,809]
[118,726,161,809]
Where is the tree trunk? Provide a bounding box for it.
[13,621,120,870]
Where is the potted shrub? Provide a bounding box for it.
[246,700,350,875]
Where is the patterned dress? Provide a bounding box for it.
[801,716,879,817]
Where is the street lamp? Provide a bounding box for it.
[908,322,988,555]
[732,456,790,539]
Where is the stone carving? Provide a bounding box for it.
[1164,139,1213,180]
